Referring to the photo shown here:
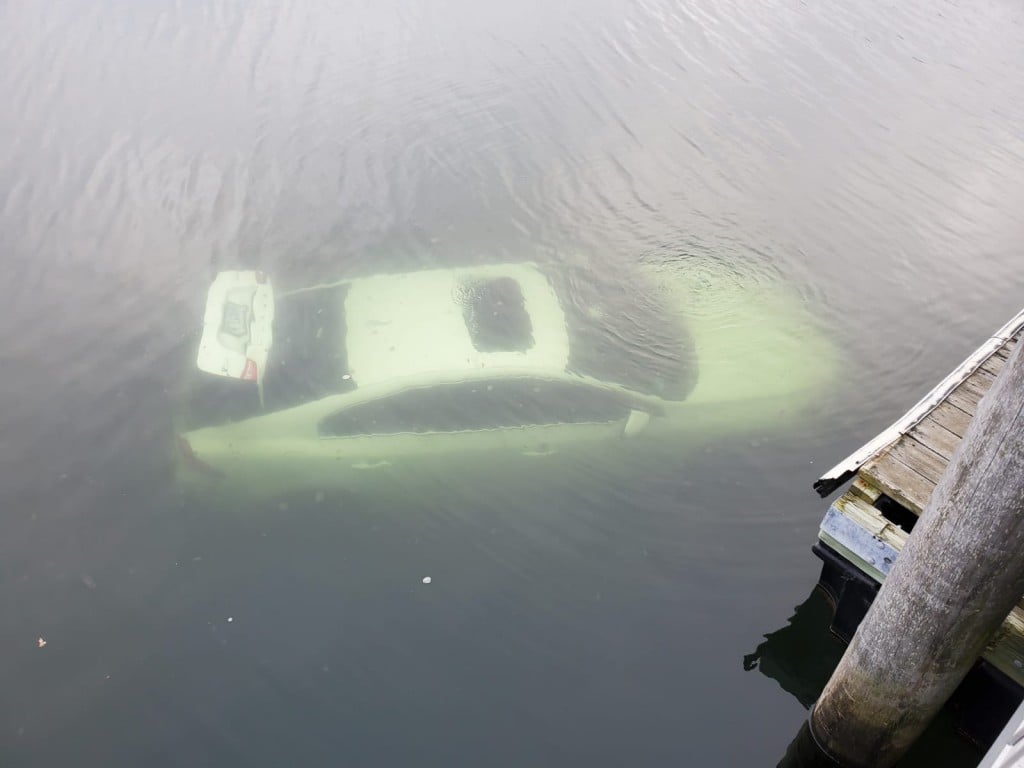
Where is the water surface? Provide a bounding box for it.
[2,1,1024,765]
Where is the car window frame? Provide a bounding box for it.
[314,371,663,440]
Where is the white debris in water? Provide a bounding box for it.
[422,577,432,584]
[37,637,47,648]
[342,373,352,380]
[227,617,234,623]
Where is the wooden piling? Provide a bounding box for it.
[811,339,1024,768]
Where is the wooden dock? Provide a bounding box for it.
[814,309,1024,690]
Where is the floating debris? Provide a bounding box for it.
[37,637,46,648]
[227,617,234,623]
[422,577,432,584]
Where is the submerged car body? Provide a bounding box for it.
[177,260,834,499]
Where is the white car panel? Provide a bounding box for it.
[344,263,570,388]
[197,270,274,382]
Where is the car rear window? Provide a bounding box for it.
[545,265,698,401]
[456,277,534,353]
[318,379,631,436]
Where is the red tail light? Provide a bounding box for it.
[177,436,223,478]
[240,358,258,381]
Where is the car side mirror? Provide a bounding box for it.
[623,409,651,438]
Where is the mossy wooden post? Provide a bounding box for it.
[811,339,1024,768]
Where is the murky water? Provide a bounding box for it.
[3,1,1024,765]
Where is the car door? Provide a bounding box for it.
[485,378,655,490]
[181,377,658,501]
[311,382,525,502]
[310,377,655,500]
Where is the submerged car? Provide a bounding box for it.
[176,260,834,499]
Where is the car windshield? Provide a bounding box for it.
[262,285,354,411]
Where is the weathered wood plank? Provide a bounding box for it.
[817,328,1023,498]
[861,369,995,511]
[995,335,1020,360]
[946,373,996,415]
[980,354,1008,378]
[850,476,882,504]
[926,400,973,438]
[861,452,935,515]
[822,492,907,583]
[969,367,998,388]
[986,606,1024,689]
[887,435,950,484]
[907,418,961,461]
[946,388,978,415]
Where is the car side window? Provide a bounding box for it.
[318,379,631,437]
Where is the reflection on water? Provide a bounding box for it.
[775,717,984,768]
[744,589,845,710]
[746,589,985,767]
[777,721,841,768]
[2,0,1024,764]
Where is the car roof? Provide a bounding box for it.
[344,263,570,388]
